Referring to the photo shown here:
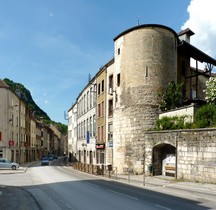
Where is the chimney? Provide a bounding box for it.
[178,28,195,43]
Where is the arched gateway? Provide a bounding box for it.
[152,143,176,177]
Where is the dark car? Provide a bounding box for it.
[41,156,49,166]
[53,155,58,159]
[48,155,54,161]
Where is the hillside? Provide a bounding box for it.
[3,78,67,135]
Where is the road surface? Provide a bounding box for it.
[0,158,215,210]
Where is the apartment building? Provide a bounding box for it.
[68,103,77,161]
[19,100,26,164]
[76,76,97,165]
[96,67,106,166]
[106,59,114,166]
[0,79,63,164]
[0,80,20,161]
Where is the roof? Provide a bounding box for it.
[178,40,216,66]
[113,24,178,41]
[178,28,195,37]
[0,80,9,88]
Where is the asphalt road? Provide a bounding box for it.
[0,158,216,210]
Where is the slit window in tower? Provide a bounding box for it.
[145,66,148,77]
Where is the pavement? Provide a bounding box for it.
[1,161,216,209]
[111,173,216,195]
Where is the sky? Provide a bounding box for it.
[1,0,215,124]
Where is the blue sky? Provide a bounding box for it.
[1,0,215,124]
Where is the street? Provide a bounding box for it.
[0,158,216,210]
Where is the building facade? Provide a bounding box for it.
[76,76,97,165]
[68,24,216,175]
[0,79,64,164]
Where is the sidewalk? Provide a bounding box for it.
[0,161,36,175]
[109,173,216,196]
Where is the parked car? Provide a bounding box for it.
[0,158,20,170]
[48,154,54,161]
[41,156,49,166]
[53,155,58,160]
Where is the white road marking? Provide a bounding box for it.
[155,204,172,210]
[109,190,138,200]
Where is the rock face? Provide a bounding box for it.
[113,25,178,173]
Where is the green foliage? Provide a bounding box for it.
[3,78,50,121]
[54,122,68,135]
[156,115,192,130]
[3,78,69,135]
[194,104,216,128]
[43,119,68,135]
[158,82,184,112]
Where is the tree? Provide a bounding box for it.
[203,77,216,104]
[194,103,216,128]
[158,82,184,112]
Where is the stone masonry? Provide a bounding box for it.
[145,129,216,183]
[113,25,178,173]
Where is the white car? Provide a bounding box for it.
[0,158,20,170]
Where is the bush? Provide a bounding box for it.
[158,82,184,112]
[156,115,192,130]
[194,104,216,128]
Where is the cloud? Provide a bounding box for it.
[182,0,216,66]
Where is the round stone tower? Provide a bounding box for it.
[112,24,178,173]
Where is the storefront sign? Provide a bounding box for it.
[9,140,14,147]
[95,143,105,149]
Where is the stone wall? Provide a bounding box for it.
[145,128,216,183]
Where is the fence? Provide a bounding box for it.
[72,162,118,179]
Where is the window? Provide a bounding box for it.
[87,118,89,134]
[90,88,92,108]
[97,127,100,142]
[145,66,148,77]
[101,126,104,141]
[108,99,113,117]
[102,80,104,92]
[98,83,101,95]
[101,101,104,117]
[90,117,92,137]
[108,123,113,141]
[93,115,96,136]
[84,120,86,138]
[109,75,113,90]
[84,95,86,113]
[117,73,120,86]
[87,91,89,110]
[100,151,105,164]
[98,104,101,118]
[118,48,120,55]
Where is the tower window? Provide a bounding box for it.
[145,66,148,77]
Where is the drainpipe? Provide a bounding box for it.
[175,132,178,179]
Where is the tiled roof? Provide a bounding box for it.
[0,80,9,88]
